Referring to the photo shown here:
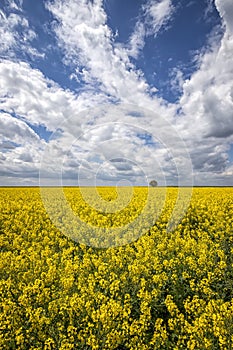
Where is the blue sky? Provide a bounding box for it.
[0,0,233,186]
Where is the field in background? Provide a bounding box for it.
[0,187,233,349]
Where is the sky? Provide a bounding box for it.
[0,0,233,186]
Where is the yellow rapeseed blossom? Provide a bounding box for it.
[0,187,232,349]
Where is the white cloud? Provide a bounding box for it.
[46,0,177,120]
[0,0,232,186]
[0,57,109,184]
[0,112,40,144]
[6,0,23,12]
[215,0,233,34]
[0,112,45,178]
[143,0,174,36]
[38,102,193,188]
[127,0,174,59]
[127,21,146,59]
[178,1,233,139]
[169,67,184,95]
[0,4,42,60]
[0,59,109,132]
[223,164,233,177]
[174,0,233,181]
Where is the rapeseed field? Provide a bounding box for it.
[0,187,233,349]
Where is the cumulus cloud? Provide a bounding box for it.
[215,0,233,34]
[0,112,40,143]
[47,0,147,101]
[0,59,110,132]
[0,0,232,186]
[180,0,233,132]
[41,0,178,182]
[0,112,45,179]
[179,27,233,139]
[174,0,233,181]
[0,58,108,184]
[38,102,192,187]
[127,21,146,59]
[0,3,43,59]
[46,0,176,122]
[127,0,174,59]
[143,0,174,36]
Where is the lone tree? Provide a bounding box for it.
[149,180,158,187]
